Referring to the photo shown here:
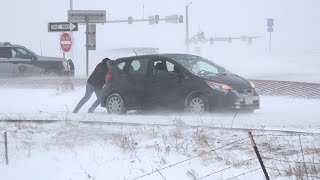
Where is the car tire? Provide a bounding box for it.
[186,94,209,114]
[106,93,127,114]
[44,69,59,77]
[241,109,255,113]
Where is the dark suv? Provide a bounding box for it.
[101,54,260,114]
[0,42,74,77]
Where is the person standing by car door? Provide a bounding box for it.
[73,58,111,113]
[68,59,75,76]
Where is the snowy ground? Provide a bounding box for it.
[0,87,319,180]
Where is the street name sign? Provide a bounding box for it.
[68,10,106,23]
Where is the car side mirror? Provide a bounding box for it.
[30,55,37,61]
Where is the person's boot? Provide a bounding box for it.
[73,107,80,113]
[88,107,94,113]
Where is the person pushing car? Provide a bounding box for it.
[73,58,112,113]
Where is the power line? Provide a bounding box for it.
[131,137,249,180]
[197,157,256,180]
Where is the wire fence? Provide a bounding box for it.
[131,132,320,180]
[132,137,250,180]
[1,126,319,180]
[253,133,320,180]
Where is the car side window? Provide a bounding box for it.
[153,60,167,72]
[166,61,176,73]
[153,60,181,74]
[11,48,32,59]
[128,59,148,75]
[117,61,126,70]
[0,47,12,58]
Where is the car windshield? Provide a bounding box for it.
[174,57,228,76]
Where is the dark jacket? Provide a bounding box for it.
[88,58,109,88]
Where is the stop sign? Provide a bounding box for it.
[60,33,72,52]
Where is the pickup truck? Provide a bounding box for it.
[0,42,74,77]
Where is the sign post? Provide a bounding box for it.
[267,18,274,52]
[68,10,106,77]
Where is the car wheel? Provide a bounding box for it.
[106,93,126,114]
[241,109,255,113]
[187,95,209,114]
[44,69,59,77]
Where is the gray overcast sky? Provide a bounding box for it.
[1,0,320,59]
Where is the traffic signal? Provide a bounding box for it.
[148,16,155,24]
[155,15,159,24]
[179,15,183,23]
[128,16,133,24]
[267,18,274,32]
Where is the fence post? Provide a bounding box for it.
[156,169,167,180]
[298,135,309,180]
[4,132,8,165]
[248,132,270,180]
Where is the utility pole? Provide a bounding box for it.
[186,2,192,53]
[70,0,73,10]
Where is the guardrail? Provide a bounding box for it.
[0,78,320,99]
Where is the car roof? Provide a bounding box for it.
[0,42,23,48]
[115,53,201,61]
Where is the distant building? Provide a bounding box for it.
[107,47,159,58]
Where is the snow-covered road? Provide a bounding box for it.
[0,87,319,133]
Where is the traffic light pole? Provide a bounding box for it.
[186,2,192,53]
[269,32,272,53]
[85,16,89,77]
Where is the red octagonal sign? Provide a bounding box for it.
[60,33,72,53]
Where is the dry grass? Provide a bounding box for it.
[56,78,74,94]
[113,131,138,152]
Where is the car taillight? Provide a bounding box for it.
[106,71,111,81]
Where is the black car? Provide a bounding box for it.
[0,42,74,77]
[101,54,260,114]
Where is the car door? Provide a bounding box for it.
[125,58,150,109]
[146,58,195,110]
[0,47,13,77]
[146,58,183,109]
[10,47,35,77]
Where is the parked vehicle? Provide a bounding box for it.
[101,54,260,114]
[0,42,74,77]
